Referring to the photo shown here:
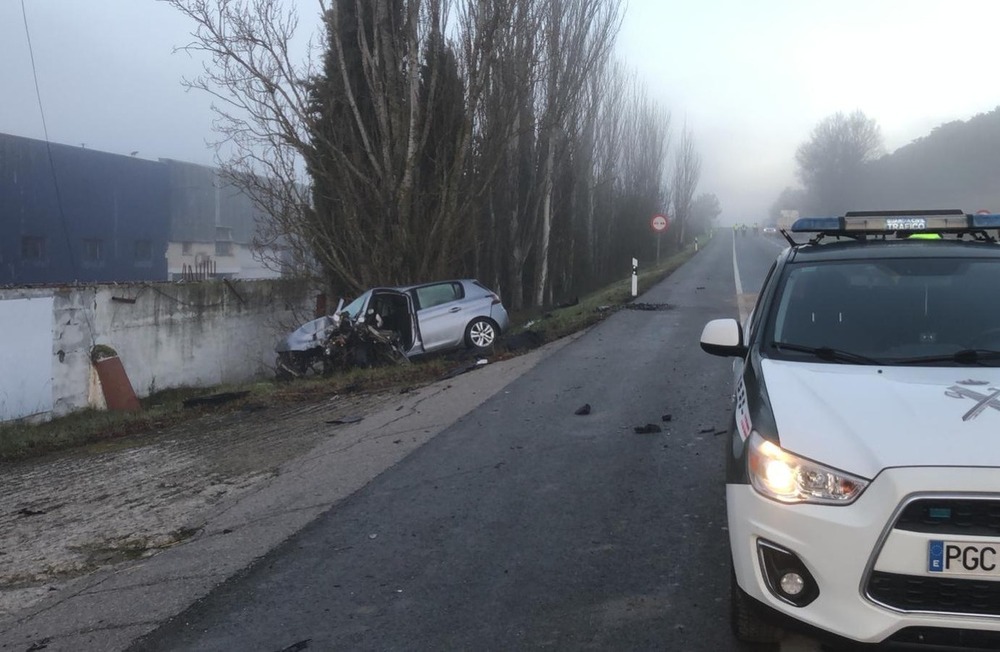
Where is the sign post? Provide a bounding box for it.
[651,214,669,263]
[631,258,638,297]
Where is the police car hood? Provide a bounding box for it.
[762,359,1000,479]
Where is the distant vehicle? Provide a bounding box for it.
[701,209,1000,647]
[762,225,777,235]
[276,279,510,376]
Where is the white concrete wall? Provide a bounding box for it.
[0,279,315,422]
[0,296,55,420]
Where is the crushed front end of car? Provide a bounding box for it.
[275,309,409,379]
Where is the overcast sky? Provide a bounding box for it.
[3,1,1000,220]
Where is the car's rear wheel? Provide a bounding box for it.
[465,317,498,350]
[731,565,784,645]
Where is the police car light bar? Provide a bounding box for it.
[790,210,1000,234]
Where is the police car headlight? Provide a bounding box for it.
[747,432,868,505]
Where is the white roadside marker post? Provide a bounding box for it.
[631,258,638,297]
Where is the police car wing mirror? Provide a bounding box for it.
[699,318,746,357]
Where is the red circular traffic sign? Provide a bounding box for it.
[651,214,669,233]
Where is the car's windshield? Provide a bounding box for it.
[341,291,370,320]
[766,257,1000,363]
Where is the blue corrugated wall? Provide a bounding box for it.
[0,134,170,284]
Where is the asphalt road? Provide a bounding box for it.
[131,231,808,652]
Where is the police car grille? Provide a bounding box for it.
[868,571,1000,616]
[896,499,1000,537]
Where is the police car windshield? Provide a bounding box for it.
[766,258,1000,365]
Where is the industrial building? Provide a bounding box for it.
[0,133,281,285]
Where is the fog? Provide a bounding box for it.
[3,0,999,221]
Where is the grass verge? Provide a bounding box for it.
[0,245,697,462]
[510,246,695,340]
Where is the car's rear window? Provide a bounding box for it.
[415,282,463,310]
[766,258,1000,361]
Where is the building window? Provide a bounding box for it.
[21,236,46,262]
[82,238,104,264]
[215,240,233,257]
[134,239,153,266]
[181,241,193,255]
[215,226,233,241]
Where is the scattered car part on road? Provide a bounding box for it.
[325,416,364,425]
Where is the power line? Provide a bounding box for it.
[20,0,95,344]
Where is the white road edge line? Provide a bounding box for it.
[732,233,747,323]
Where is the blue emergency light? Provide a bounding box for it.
[790,210,1000,235]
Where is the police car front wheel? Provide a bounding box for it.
[731,565,784,645]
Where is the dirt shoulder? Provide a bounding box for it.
[0,391,389,620]
[0,336,575,652]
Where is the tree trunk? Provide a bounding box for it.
[534,137,555,307]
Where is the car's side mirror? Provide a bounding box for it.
[700,318,747,357]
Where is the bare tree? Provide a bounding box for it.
[671,124,701,246]
[467,0,544,311]
[796,110,884,214]
[688,192,721,237]
[531,0,622,307]
[165,0,517,295]
[162,0,320,278]
[769,186,808,222]
[166,0,682,309]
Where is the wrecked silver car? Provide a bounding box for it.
[275,279,510,378]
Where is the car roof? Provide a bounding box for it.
[787,238,1000,263]
[394,279,476,292]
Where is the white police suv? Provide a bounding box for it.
[701,210,1000,649]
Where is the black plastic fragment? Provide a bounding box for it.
[182,391,251,409]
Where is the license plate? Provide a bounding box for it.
[928,540,1000,578]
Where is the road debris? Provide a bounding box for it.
[274,639,311,652]
[503,330,545,352]
[698,427,715,434]
[182,391,251,409]
[575,404,592,416]
[633,424,662,434]
[439,358,489,380]
[662,414,673,422]
[325,416,364,425]
[624,302,672,311]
